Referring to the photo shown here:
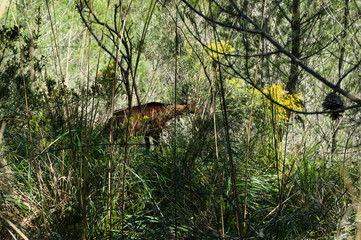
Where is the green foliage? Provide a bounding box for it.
[1,0,360,239]
[0,22,48,115]
[0,25,24,101]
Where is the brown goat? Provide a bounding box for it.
[110,101,199,149]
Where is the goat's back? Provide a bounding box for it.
[112,102,166,132]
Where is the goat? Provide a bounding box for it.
[110,101,200,149]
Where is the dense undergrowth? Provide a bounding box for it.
[0,90,354,239]
[1,0,361,239]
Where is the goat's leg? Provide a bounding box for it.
[153,134,162,152]
[145,135,151,150]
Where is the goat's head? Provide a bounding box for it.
[185,98,198,113]
[185,98,211,117]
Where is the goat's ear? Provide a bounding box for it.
[192,101,197,110]
[186,98,198,112]
[187,97,196,107]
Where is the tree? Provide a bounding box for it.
[177,0,361,238]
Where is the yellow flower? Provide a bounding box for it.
[184,41,194,56]
[204,40,234,62]
[228,79,302,126]
[263,84,302,123]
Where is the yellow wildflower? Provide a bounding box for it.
[263,83,303,123]
[204,40,234,62]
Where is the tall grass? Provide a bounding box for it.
[1,1,359,239]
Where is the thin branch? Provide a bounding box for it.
[181,0,361,105]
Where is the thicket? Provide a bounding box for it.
[1,0,361,239]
